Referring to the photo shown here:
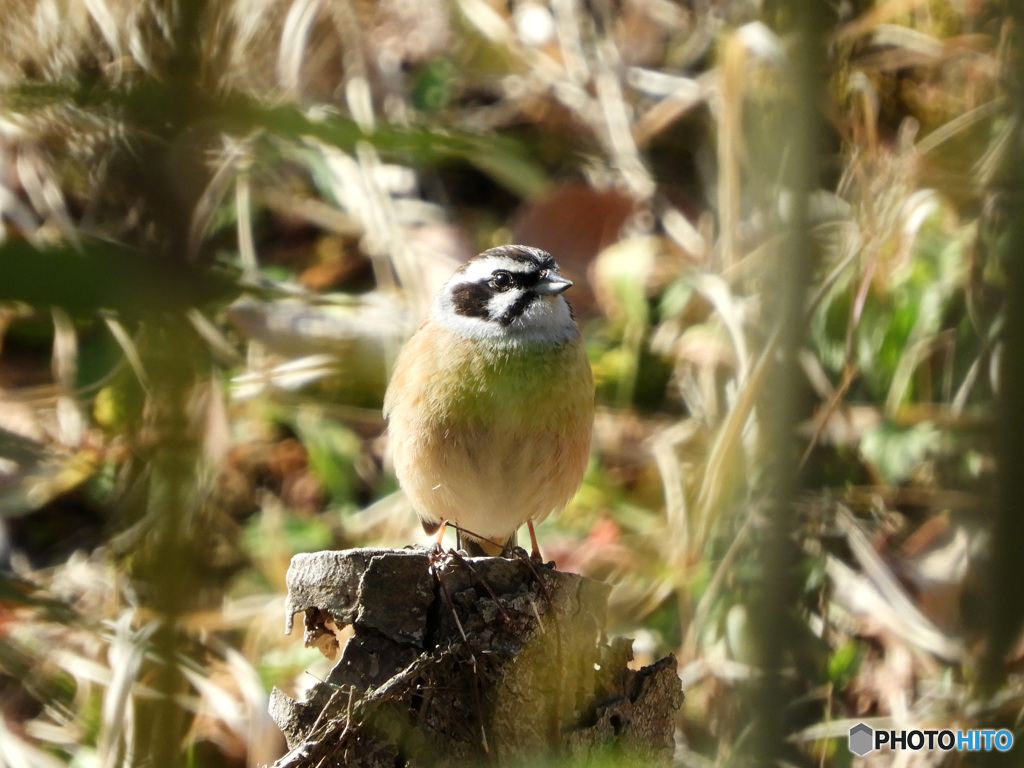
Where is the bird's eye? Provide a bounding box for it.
[490,270,513,290]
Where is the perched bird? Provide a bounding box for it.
[384,245,594,558]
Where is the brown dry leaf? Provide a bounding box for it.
[827,507,964,661]
[298,236,372,292]
[304,609,344,660]
[897,513,981,633]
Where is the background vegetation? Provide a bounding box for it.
[0,0,1020,766]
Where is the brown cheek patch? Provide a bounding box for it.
[450,281,492,319]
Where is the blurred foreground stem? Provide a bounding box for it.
[120,3,214,764]
[746,1,829,764]
[124,318,209,768]
[983,6,1024,692]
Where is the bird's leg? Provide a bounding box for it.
[432,519,448,552]
[527,520,542,562]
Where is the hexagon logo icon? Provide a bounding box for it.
[849,722,874,756]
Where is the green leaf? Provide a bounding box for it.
[0,239,238,316]
[828,638,862,688]
[860,420,941,485]
[292,407,364,505]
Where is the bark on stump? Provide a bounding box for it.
[270,548,683,767]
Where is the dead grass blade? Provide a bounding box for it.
[831,506,964,661]
[693,327,779,553]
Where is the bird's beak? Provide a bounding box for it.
[534,271,573,295]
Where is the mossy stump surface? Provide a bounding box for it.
[270,548,682,767]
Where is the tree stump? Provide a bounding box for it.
[270,548,683,767]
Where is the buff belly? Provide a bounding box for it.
[384,326,593,548]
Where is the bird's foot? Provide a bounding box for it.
[510,545,556,569]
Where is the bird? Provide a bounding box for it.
[384,244,594,558]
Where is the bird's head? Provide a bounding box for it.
[432,245,578,344]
